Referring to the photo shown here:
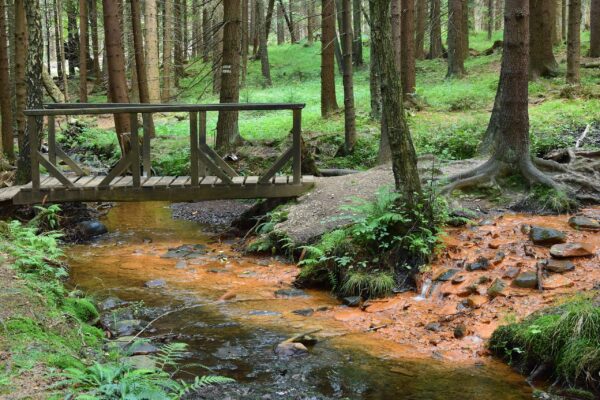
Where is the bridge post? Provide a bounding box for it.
[292,109,302,184]
[29,115,40,191]
[190,112,199,186]
[142,113,152,177]
[130,113,141,187]
[198,111,208,176]
[48,116,56,165]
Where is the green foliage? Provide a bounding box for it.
[246,208,291,255]
[59,342,234,399]
[63,298,100,322]
[489,296,600,392]
[521,185,579,214]
[29,205,62,231]
[297,186,448,298]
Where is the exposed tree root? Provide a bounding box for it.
[442,149,600,204]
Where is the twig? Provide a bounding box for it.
[282,328,322,344]
[575,124,591,149]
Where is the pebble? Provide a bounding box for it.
[550,243,595,258]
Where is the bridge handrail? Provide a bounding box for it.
[25,102,305,116]
[26,102,304,192]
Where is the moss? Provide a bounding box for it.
[63,297,100,322]
[489,296,600,393]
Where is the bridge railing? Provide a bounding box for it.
[23,103,305,193]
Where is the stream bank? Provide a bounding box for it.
[66,201,533,399]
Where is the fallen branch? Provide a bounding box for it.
[581,61,600,68]
[575,124,591,149]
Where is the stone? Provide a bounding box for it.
[488,241,501,250]
[451,275,466,284]
[161,244,207,259]
[434,268,460,282]
[114,319,143,336]
[477,276,491,284]
[542,275,574,290]
[248,310,281,316]
[529,226,566,246]
[77,220,108,238]
[466,256,490,271]
[568,216,600,231]
[550,243,595,258]
[454,324,467,339]
[479,219,495,226]
[492,251,506,265]
[144,279,166,289]
[128,355,156,370]
[175,260,187,269]
[129,342,159,356]
[342,296,362,307]
[466,295,488,309]
[99,297,127,311]
[513,272,538,289]
[275,342,308,357]
[503,266,521,279]
[544,259,575,273]
[274,288,308,298]
[487,278,507,298]
[425,322,441,332]
[292,308,314,316]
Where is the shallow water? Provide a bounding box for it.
[66,202,532,399]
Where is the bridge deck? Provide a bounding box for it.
[12,174,314,205]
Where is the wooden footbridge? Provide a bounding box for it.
[4,103,314,205]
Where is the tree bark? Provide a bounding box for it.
[566,0,581,84]
[212,4,223,94]
[307,0,315,44]
[352,0,363,64]
[241,0,249,84]
[162,0,173,101]
[79,0,88,102]
[202,5,210,62]
[216,0,242,152]
[257,0,272,86]
[487,0,494,39]
[590,0,600,57]
[89,0,102,86]
[401,0,415,94]
[341,0,356,153]
[277,1,285,43]
[174,0,184,86]
[102,0,130,141]
[265,0,275,40]
[462,0,469,59]
[144,0,161,103]
[278,0,297,42]
[0,0,14,159]
[415,0,427,60]
[370,0,422,207]
[430,0,443,58]
[447,0,465,77]
[321,0,338,116]
[391,0,401,71]
[495,0,503,30]
[42,68,65,102]
[529,0,558,78]
[18,0,44,184]
[15,0,28,150]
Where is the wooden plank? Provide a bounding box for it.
[85,176,106,187]
[258,146,293,184]
[232,176,246,185]
[48,115,56,165]
[196,147,233,184]
[274,176,289,184]
[113,176,133,187]
[0,186,22,202]
[200,144,238,177]
[245,176,259,185]
[142,176,163,188]
[55,146,86,176]
[292,109,302,184]
[130,113,141,187]
[155,176,177,186]
[99,154,133,187]
[190,112,199,186]
[75,176,95,187]
[38,153,76,188]
[170,176,190,186]
[199,176,219,186]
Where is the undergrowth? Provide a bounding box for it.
[489,295,600,395]
[295,186,448,299]
[0,214,232,398]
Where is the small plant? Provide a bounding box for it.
[29,204,62,231]
[519,184,579,214]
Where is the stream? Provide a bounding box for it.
[66,202,533,399]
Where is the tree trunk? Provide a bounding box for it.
[44,0,51,74]
[216,0,242,152]
[369,0,422,207]
[131,0,156,139]
[102,0,130,141]
[162,0,173,101]
[66,0,77,77]
[561,0,566,40]
[566,0,581,83]
[430,0,443,58]
[590,0,600,57]
[42,68,65,102]
[462,0,469,59]
[415,0,427,60]
[265,0,275,40]
[202,5,210,62]
[144,0,161,103]
[277,1,285,43]
[79,0,88,102]
[321,0,338,116]
[495,0,503,30]
[0,0,14,159]
[174,0,184,86]
[352,0,363,64]
[257,0,272,86]
[212,4,223,94]
[54,0,62,78]
[17,0,44,184]
[307,0,315,44]
[529,0,558,78]
[401,0,415,94]
[241,0,249,84]
[341,0,356,153]
[89,0,102,86]
[391,0,401,71]
[487,0,494,39]
[447,0,465,77]
[278,0,297,42]
[15,0,27,149]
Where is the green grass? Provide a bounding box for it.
[489,295,600,395]
[80,32,600,173]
